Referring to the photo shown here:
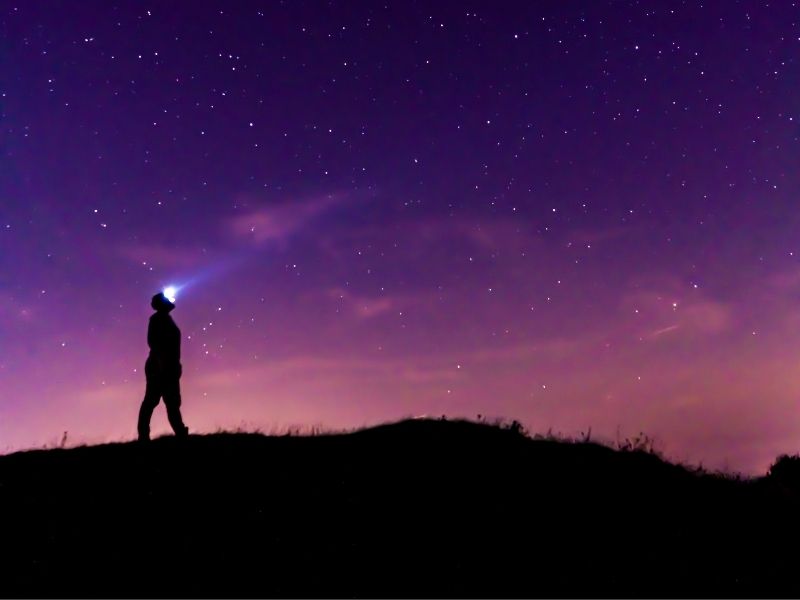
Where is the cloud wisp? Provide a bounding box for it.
[227,193,351,247]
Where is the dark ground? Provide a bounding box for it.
[0,417,798,598]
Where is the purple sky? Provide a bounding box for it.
[2,1,800,474]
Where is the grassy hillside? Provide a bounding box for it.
[0,417,797,597]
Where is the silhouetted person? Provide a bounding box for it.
[138,292,189,441]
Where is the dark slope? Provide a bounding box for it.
[0,418,794,597]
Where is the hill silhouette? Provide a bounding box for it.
[0,417,798,597]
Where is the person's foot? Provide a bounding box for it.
[175,426,189,438]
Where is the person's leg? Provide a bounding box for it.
[163,377,188,436]
[138,377,161,440]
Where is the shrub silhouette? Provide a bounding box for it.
[768,453,800,485]
[616,431,659,454]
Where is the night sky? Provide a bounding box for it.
[2,1,800,474]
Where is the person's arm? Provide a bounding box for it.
[147,317,155,351]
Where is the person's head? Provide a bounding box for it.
[151,292,175,313]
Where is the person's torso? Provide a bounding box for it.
[148,312,181,363]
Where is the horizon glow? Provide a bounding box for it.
[2,2,800,476]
